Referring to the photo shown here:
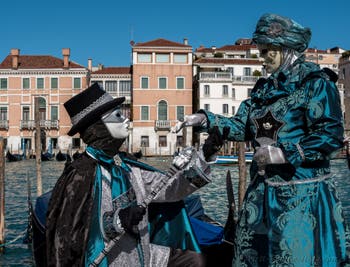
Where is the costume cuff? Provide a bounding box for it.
[102,209,124,240]
[280,142,304,167]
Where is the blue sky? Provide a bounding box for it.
[1,0,349,67]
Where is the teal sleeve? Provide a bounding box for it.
[280,78,344,166]
[197,99,252,142]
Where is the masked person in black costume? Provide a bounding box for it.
[46,83,210,267]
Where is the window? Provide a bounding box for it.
[232,106,236,115]
[223,104,229,114]
[204,104,210,111]
[174,54,187,63]
[141,106,149,120]
[36,78,44,89]
[23,78,30,89]
[158,77,167,89]
[141,136,149,147]
[91,80,103,88]
[227,67,234,75]
[138,53,152,63]
[22,106,30,121]
[158,100,167,120]
[141,77,149,89]
[119,80,131,96]
[0,107,7,120]
[105,81,117,92]
[0,78,7,90]
[204,85,210,96]
[51,106,58,120]
[176,77,184,89]
[247,88,253,97]
[72,138,81,149]
[73,78,81,89]
[51,78,58,89]
[159,136,167,147]
[176,136,184,147]
[222,85,228,96]
[232,88,236,99]
[243,67,251,76]
[51,138,58,149]
[176,106,184,121]
[156,54,170,63]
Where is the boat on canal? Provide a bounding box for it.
[215,152,254,165]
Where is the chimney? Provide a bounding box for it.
[11,48,20,69]
[88,58,92,71]
[183,38,188,45]
[98,64,103,71]
[62,48,70,68]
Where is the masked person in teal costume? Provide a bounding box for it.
[46,83,209,267]
[175,13,350,267]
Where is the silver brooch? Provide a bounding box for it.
[267,22,284,37]
[113,154,122,166]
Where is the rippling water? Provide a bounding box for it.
[1,158,350,266]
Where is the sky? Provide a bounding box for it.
[1,0,349,67]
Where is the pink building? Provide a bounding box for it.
[131,38,193,156]
[0,48,88,156]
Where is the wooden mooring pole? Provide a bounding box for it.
[238,142,247,210]
[0,137,5,252]
[35,97,42,196]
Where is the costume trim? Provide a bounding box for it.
[296,143,305,161]
[265,173,332,187]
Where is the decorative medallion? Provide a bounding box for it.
[253,110,284,146]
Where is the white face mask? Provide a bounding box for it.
[258,44,283,73]
[102,108,129,139]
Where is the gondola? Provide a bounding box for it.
[55,150,72,162]
[26,171,236,267]
[6,150,23,162]
[41,152,55,161]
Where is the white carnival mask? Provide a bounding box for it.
[102,108,129,139]
[258,44,283,73]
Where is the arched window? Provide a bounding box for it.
[38,97,46,120]
[158,100,168,120]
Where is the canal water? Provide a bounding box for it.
[1,157,350,266]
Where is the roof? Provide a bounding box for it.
[92,67,131,75]
[0,55,84,69]
[133,38,191,48]
[217,44,258,51]
[194,58,262,65]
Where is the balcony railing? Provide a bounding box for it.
[20,120,59,130]
[155,120,171,131]
[0,120,9,130]
[199,72,232,81]
[199,72,263,84]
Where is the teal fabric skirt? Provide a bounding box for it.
[233,175,350,267]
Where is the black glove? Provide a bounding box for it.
[202,126,230,161]
[118,205,146,236]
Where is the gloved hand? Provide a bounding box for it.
[118,205,146,236]
[253,145,286,175]
[173,113,207,133]
[202,126,230,161]
[173,146,194,169]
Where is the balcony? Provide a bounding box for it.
[0,120,9,130]
[20,120,59,130]
[232,75,261,84]
[155,120,171,131]
[199,72,232,81]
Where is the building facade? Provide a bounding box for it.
[339,51,350,134]
[0,48,88,156]
[90,65,132,151]
[131,38,193,156]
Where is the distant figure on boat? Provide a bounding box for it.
[45,83,210,267]
[175,13,350,266]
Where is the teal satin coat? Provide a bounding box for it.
[200,57,350,266]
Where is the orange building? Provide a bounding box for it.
[0,48,88,156]
[131,38,193,156]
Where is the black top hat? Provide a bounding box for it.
[64,83,125,136]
